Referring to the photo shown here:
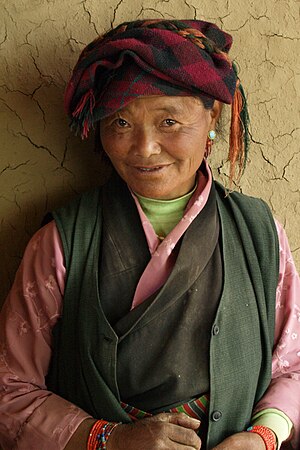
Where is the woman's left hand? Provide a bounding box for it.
[211,431,266,449]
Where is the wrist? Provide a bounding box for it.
[247,425,277,450]
[87,420,121,450]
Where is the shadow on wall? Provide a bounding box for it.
[0,30,108,304]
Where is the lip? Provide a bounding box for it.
[131,164,171,172]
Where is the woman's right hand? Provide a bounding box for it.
[107,412,202,449]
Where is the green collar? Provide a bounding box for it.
[135,185,197,238]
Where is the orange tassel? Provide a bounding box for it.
[229,80,245,185]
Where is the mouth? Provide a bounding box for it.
[133,164,170,173]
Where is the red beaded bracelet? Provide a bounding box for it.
[87,419,120,450]
[87,420,108,450]
[247,425,277,450]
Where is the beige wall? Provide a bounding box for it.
[0,0,299,304]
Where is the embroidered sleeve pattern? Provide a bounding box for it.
[0,222,90,450]
[254,220,300,448]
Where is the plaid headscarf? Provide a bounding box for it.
[65,19,250,180]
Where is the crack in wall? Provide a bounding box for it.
[256,97,277,106]
[33,98,47,130]
[264,32,300,41]
[272,128,300,141]
[227,18,250,32]
[17,131,59,163]
[1,84,47,130]
[82,0,99,35]
[66,37,86,47]
[138,7,165,18]
[184,0,197,20]
[259,56,285,69]
[1,84,43,98]
[270,150,299,182]
[219,13,232,25]
[0,26,8,47]
[0,96,25,129]
[249,130,263,146]
[260,149,276,167]
[61,135,70,168]
[111,0,124,28]
[25,19,55,46]
[282,150,300,180]
[30,53,54,83]
[250,13,270,21]
[0,161,30,176]
[3,6,17,26]
[0,194,22,211]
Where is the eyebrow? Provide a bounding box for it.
[139,103,187,116]
[118,102,187,116]
[154,106,184,114]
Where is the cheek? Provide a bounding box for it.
[100,132,126,160]
[170,131,207,161]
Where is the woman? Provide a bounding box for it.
[0,19,299,450]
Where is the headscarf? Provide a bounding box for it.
[65,19,250,181]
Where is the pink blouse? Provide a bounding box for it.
[0,174,300,449]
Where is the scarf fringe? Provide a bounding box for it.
[71,89,96,139]
[229,62,250,184]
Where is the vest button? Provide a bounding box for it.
[212,324,220,335]
[211,410,222,422]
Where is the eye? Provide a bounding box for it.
[162,118,177,127]
[114,118,129,128]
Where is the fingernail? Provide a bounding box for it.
[191,418,201,424]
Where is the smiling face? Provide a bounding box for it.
[100,96,221,199]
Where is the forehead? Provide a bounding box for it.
[115,95,204,116]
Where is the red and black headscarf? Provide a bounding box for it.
[65,19,250,180]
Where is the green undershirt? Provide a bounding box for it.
[135,185,197,239]
[135,189,293,448]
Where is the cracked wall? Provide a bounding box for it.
[0,0,299,304]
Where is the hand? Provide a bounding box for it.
[107,412,202,449]
[211,431,266,449]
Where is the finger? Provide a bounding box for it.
[170,445,201,450]
[169,424,201,449]
[211,431,267,449]
[164,412,201,430]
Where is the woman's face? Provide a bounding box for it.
[100,96,220,199]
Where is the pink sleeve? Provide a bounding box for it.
[0,221,91,450]
[254,220,300,448]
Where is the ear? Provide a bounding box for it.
[209,101,223,128]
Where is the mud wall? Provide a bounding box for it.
[1,0,299,303]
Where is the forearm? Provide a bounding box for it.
[256,220,300,448]
[253,377,299,448]
[0,385,91,450]
[64,418,97,450]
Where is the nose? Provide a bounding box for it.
[132,127,161,157]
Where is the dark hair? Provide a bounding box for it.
[198,94,215,110]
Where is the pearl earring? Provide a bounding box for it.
[208,130,216,140]
[205,130,217,158]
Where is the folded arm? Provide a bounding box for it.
[253,220,300,449]
[0,223,91,449]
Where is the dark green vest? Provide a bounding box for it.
[47,176,278,449]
